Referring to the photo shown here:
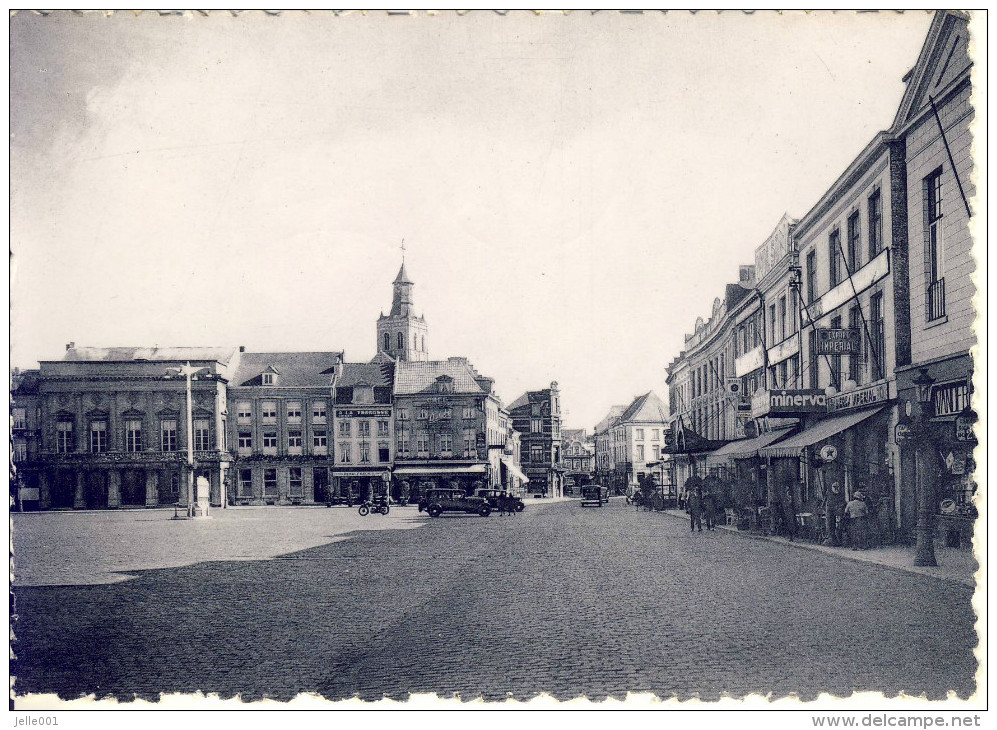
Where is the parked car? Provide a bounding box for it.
[474,488,525,513]
[581,484,610,507]
[418,488,492,518]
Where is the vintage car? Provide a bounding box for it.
[474,488,525,513]
[418,488,492,518]
[580,484,610,507]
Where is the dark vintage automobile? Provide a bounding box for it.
[418,488,492,518]
[474,488,525,513]
[580,484,610,507]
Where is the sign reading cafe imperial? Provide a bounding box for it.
[826,382,890,413]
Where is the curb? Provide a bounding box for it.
[659,510,976,589]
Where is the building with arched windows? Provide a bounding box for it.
[374,261,429,363]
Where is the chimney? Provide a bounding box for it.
[239,345,245,353]
[739,265,755,284]
[66,342,75,351]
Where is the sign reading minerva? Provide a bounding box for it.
[815,328,861,355]
[752,389,827,417]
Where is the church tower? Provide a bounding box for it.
[375,259,429,362]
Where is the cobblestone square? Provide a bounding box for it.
[11,499,977,703]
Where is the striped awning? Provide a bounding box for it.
[500,457,530,483]
[704,427,796,466]
[392,464,487,476]
[759,407,885,459]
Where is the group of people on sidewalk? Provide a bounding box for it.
[685,485,719,533]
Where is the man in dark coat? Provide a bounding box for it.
[687,486,703,532]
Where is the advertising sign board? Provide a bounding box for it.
[815,328,861,355]
[751,389,826,418]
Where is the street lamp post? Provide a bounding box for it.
[912,368,937,567]
[166,362,200,519]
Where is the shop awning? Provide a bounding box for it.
[758,407,885,459]
[500,457,530,483]
[393,464,487,476]
[705,427,796,466]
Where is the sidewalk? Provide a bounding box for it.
[661,509,978,588]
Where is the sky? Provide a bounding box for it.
[10,10,937,430]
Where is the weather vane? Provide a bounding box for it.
[401,238,406,263]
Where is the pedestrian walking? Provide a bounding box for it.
[688,487,703,533]
[702,490,718,531]
[844,491,870,550]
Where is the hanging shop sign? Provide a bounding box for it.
[826,382,890,413]
[819,445,838,462]
[752,389,826,418]
[895,424,912,443]
[815,328,861,355]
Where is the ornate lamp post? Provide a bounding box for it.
[912,368,937,567]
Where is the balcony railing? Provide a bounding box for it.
[927,277,946,322]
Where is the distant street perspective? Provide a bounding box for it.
[12,499,976,701]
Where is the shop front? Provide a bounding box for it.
[896,358,976,548]
[760,399,896,545]
[392,463,488,502]
[333,468,391,503]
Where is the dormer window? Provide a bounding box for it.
[262,372,275,386]
[435,375,454,394]
[353,384,374,405]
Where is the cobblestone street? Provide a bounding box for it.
[12,499,977,703]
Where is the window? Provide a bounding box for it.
[789,288,799,335]
[636,444,645,461]
[848,306,863,385]
[383,332,390,351]
[636,428,645,440]
[531,418,542,433]
[261,401,277,425]
[808,330,819,389]
[868,189,883,258]
[358,420,371,438]
[238,431,252,455]
[463,406,475,419]
[397,434,410,456]
[779,360,788,389]
[377,420,389,437]
[288,430,302,453]
[312,401,326,424]
[925,169,945,321]
[417,436,428,455]
[789,354,800,389]
[13,440,27,462]
[806,250,817,304]
[125,419,143,452]
[339,421,351,437]
[56,419,74,453]
[237,401,252,423]
[464,432,475,457]
[397,408,409,421]
[161,419,178,452]
[90,420,107,453]
[418,409,429,420]
[421,336,425,351]
[829,230,842,287]
[378,443,390,463]
[359,443,371,463]
[846,211,861,273]
[829,316,842,388]
[313,430,327,455]
[263,468,277,497]
[440,407,452,420]
[778,297,787,342]
[397,332,404,349]
[339,443,352,463]
[439,433,453,455]
[413,333,418,349]
[652,429,659,441]
[194,419,211,451]
[870,293,885,381]
[238,469,253,497]
[530,445,544,463]
[768,304,776,346]
[652,445,660,460]
[289,468,303,497]
[287,401,302,424]
[262,430,278,453]
[262,372,275,386]
[12,408,26,429]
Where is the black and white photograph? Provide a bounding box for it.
[8,9,985,717]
